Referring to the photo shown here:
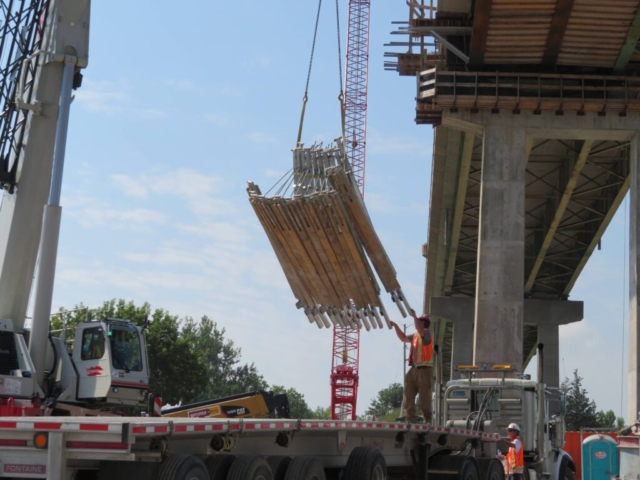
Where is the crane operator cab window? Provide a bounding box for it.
[108,325,143,372]
[81,327,105,360]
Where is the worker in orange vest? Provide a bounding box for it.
[498,423,525,479]
[389,308,433,423]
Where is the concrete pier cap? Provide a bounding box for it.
[429,296,583,387]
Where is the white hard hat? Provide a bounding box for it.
[507,423,520,432]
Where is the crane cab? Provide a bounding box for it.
[73,318,149,407]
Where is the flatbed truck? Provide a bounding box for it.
[0,416,501,480]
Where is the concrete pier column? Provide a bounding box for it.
[629,132,640,423]
[474,125,526,371]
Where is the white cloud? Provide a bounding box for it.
[75,206,166,230]
[204,112,231,127]
[75,80,168,119]
[110,174,148,198]
[165,79,199,92]
[109,169,238,218]
[247,132,279,145]
[74,81,128,115]
[140,109,169,119]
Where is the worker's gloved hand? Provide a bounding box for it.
[410,308,417,319]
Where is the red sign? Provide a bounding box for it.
[594,451,607,459]
[188,408,211,418]
[4,464,47,475]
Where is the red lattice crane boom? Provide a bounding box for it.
[330,0,370,421]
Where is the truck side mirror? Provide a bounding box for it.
[559,394,566,414]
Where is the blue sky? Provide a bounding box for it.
[30,0,629,419]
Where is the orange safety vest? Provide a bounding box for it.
[409,332,433,366]
[507,439,525,474]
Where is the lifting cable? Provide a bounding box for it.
[335,0,346,143]
[297,0,346,147]
[297,0,324,146]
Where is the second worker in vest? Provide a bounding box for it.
[498,423,525,479]
[389,309,434,423]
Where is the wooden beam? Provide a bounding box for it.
[444,132,475,292]
[563,170,630,296]
[614,4,640,72]
[468,0,493,67]
[542,0,575,66]
[524,140,594,294]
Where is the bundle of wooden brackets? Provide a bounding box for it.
[247,139,412,330]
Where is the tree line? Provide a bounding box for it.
[51,299,329,419]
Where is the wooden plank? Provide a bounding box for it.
[542,0,576,65]
[328,167,402,292]
[469,0,494,67]
[250,200,313,307]
[298,198,351,306]
[284,201,341,307]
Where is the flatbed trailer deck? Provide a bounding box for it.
[0,416,501,479]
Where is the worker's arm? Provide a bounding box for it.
[500,438,516,449]
[388,321,412,343]
[410,308,424,338]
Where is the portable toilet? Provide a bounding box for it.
[582,434,619,480]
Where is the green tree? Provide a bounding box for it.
[561,370,598,430]
[271,385,314,419]
[181,316,267,401]
[366,383,403,419]
[595,409,626,430]
[144,309,207,405]
[311,405,331,419]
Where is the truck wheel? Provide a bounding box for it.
[75,470,98,480]
[343,447,387,480]
[483,459,504,480]
[559,457,575,480]
[283,456,325,480]
[461,458,480,480]
[226,455,273,480]
[158,454,209,480]
[267,456,292,480]
[205,454,236,479]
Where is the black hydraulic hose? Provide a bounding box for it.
[44,334,58,380]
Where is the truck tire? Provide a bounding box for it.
[483,459,504,480]
[283,456,325,480]
[226,455,273,480]
[158,454,209,480]
[343,447,387,480]
[205,454,236,479]
[267,456,292,480]
[75,470,97,480]
[460,458,480,480]
[559,457,575,480]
